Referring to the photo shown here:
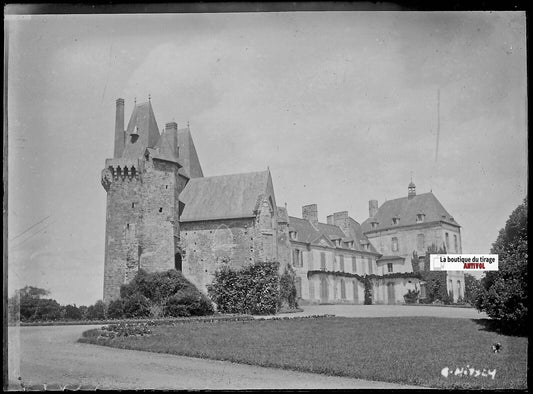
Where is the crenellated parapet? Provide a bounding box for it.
[101,158,144,191]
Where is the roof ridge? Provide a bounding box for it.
[199,170,269,180]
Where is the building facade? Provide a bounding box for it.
[101,97,464,305]
[101,98,290,302]
[361,182,465,302]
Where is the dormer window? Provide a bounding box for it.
[392,216,400,225]
[335,239,341,247]
[370,219,379,229]
[131,126,139,142]
[289,231,297,240]
[348,241,354,249]
[416,213,425,223]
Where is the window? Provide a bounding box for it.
[392,216,400,225]
[454,234,458,252]
[457,280,462,298]
[351,256,356,273]
[292,249,302,267]
[339,255,345,272]
[417,234,425,251]
[320,252,326,270]
[387,263,393,273]
[391,237,399,252]
[159,207,163,213]
[289,231,297,240]
[449,279,454,299]
[416,213,425,223]
[340,279,346,299]
[132,202,135,208]
[367,258,373,274]
[353,281,359,303]
[371,221,379,229]
[445,232,450,250]
[309,280,315,299]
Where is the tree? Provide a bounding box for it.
[86,300,106,320]
[64,304,82,320]
[463,273,482,305]
[475,198,527,330]
[10,286,62,322]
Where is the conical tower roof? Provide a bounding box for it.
[122,101,161,159]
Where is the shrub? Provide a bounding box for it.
[363,277,372,305]
[122,294,151,318]
[114,269,213,319]
[107,299,125,319]
[279,265,298,309]
[403,289,419,304]
[208,261,280,315]
[164,291,214,317]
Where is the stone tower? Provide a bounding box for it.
[101,98,186,303]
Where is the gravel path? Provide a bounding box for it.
[7,324,423,390]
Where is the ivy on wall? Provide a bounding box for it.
[207,261,281,315]
[306,270,421,282]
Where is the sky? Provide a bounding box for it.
[6,11,527,306]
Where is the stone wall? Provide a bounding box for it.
[180,218,256,294]
[138,158,180,274]
[102,162,143,303]
[102,157,180,303]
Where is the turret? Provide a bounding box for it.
[408,181,416,199]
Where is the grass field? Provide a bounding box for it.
[80,316,528,389]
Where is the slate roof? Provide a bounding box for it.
[180,170,271,222]
[377,255,405,262]
[122,101,161,160]
[361,192,459,233]
[317,223,346,240]
[177,127,204,178]
[288,216,378,254]
[288,216,322,243]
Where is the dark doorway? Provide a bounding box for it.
[175,253,182,271]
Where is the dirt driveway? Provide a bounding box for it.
[7,324,423,390]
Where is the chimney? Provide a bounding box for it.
[302,204,318,228]
[369,200,378,218]
[333,211,349,236]
[114,98,125,158]
[326,214,334,225]
[162,122,178,158]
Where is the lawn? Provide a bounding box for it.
[80,316,528,389]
